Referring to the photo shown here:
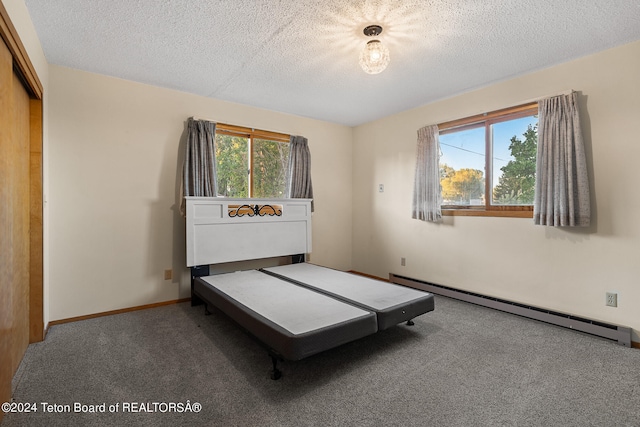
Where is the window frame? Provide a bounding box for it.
[437,102,538,218]
[215,123,290,197]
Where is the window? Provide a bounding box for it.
[438,103,538,217]
[215,123,290,198]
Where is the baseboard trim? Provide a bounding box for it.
[348,270,389,282]
[48,298,191,328]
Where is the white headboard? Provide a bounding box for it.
[185,197,312,267]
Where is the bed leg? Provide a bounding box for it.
[204,305,212,316]
[291,253,305,264]
[406,319,415,326]
[270,355,282,380]
[190,265,210,306]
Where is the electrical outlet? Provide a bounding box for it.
[401,257,406,266]
[606,292,617,307]
[164,269,173,280]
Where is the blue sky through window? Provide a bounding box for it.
[439,115,537,186]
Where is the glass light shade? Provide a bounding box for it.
[359,40,390,74]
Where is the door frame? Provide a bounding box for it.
[1,2,44,343]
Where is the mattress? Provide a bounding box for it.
[194,270,378,361]
[262,263,435,330]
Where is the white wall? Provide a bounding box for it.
[47,65,353,321]
[2,0,50,325]
[353,40,640,341]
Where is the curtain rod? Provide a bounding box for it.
[189,116,291,140]
[518,89,574,105]
[482,89,575,115]
[191,116,228,124]
[190,116,256,132]
[436,89,574,130]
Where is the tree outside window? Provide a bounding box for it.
[215,125,290,198]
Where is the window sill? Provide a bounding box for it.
[442,209,533,218]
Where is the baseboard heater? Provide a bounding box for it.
[390,273,632,347]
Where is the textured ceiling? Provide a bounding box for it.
[24,0,640,126]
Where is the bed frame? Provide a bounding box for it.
[185,197,434,379]
[194,270,378,361]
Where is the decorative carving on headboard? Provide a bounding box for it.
[228,204,283,218]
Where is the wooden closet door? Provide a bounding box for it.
[0,37,31,411]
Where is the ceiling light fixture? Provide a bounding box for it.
[359,25,390,75]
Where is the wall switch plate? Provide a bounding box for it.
[401,257,406,266]
[164,269,173,280]
[378,184,384,192]
[606,292,617,307]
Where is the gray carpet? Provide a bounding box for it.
[3,296,639,427]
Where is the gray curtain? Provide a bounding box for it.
[286,135,314,211]
[412,125,442,222]
[180,118,218,216]
[534,92,590,226]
